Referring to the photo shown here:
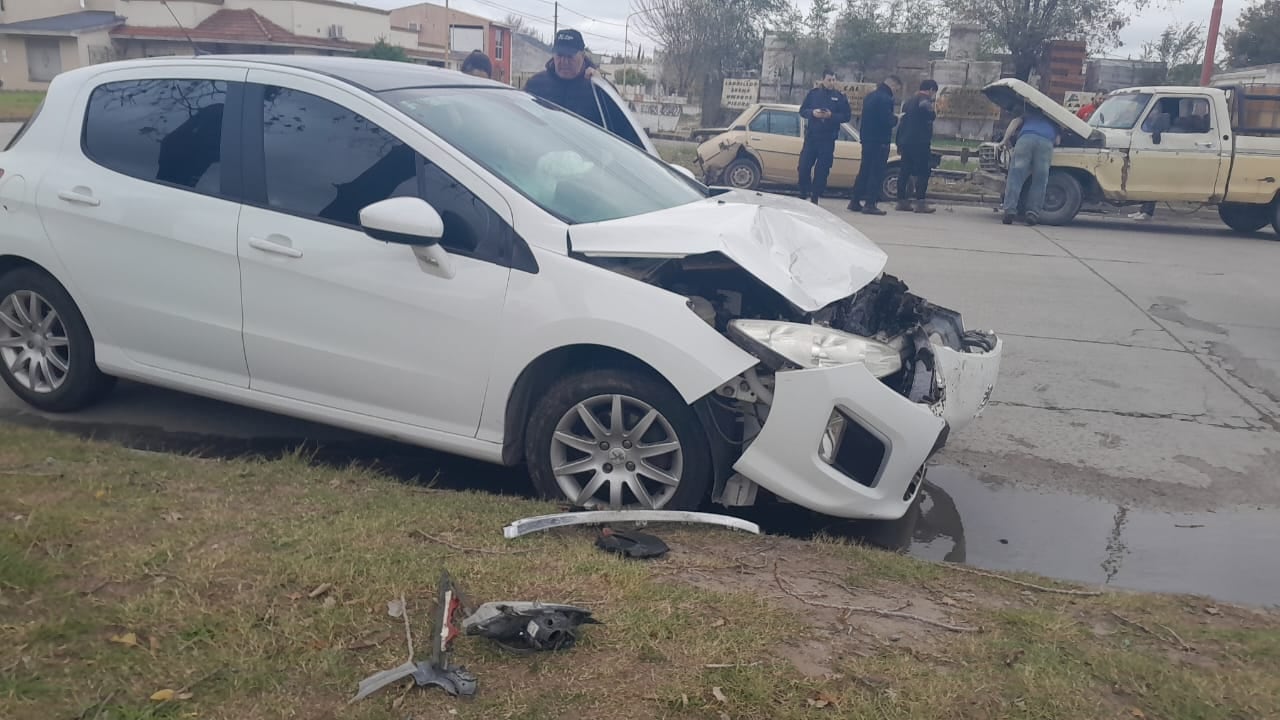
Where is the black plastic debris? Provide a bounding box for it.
[462,602,600,654]
[595,527,670,559]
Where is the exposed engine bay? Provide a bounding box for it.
[589,252,997,459]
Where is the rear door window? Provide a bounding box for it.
[749,110,801,137]
[82,79,228,195]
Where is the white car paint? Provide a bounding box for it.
[0,56,1004,523]
[570,189,889,313]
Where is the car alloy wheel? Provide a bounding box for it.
[548,393,684,510]
[0,290,71,394]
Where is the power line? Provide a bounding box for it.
[512,0,630,29]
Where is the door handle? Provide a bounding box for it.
[248,235,303,258]
[57,188,100,207]
[1194,141,1215,148]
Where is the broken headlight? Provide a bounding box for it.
[728,320,902,377]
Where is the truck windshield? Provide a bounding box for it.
[380,87,706,225]
[1089,94,1152,130]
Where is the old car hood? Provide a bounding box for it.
[568,190,888,312]
[983,78,1103,143]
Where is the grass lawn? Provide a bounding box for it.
[2,425,1278,719]
[0,91,44,122]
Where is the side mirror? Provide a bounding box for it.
[360,197,444,246]
[360,197,455,279]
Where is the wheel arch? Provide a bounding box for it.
[501,344,686,466]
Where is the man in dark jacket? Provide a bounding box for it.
[848,75,901,215]
[524,29,603,127]
[797,69,852,203]
[895,78,939,213]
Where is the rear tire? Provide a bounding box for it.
[1218,202,1270,233]
[524,369,711,511]
[1272,201,1280,237]
[880,165,901,202]
[0,267,115,412]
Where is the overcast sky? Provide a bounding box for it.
[349,0,1250,60]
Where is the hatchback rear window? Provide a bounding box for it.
[82,79,227,194]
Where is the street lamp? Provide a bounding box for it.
[623,9,645,62]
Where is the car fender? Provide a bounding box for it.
[475,250,758,445]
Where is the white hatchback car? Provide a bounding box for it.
[0,56,1002,528]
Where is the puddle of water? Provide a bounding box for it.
[911,465,1280,607]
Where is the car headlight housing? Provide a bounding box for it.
[728,320,903,377]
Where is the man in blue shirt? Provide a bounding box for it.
[797,69,852,204]
[1000,103,1059,226]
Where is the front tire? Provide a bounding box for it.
[1218,202,1270,233]
[723,158,761,190]
[1033,171,1083,226]
[524,369,711,511]
[0,268,115,412]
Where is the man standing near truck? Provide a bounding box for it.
[797,69,853,204]
[848,75,901,215]
[895,79,939,213]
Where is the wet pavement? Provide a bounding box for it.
[910,466,1280,607]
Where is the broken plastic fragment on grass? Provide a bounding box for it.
[387,599,405,618]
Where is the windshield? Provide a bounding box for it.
[382,87,706,224]
[1089,94,1152,130]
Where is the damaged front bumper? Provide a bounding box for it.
[728,285,1002,521]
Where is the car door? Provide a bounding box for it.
[591,77,660,158]
[33,66,251,387]
[746,109,803,183]
[235,70,514,437]
[1126,94,1228,202]
[830,124,863,187]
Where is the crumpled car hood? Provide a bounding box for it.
[567,190,889,312]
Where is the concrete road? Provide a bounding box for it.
[4,120,1280,600]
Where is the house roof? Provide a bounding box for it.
[111,8,434,58]
[0,11,124,37]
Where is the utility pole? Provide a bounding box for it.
[1201,0,1224,86]
[554,2,559,34]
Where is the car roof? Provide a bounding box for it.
[84,54,505,93]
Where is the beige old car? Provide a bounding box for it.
[695,103,938,199]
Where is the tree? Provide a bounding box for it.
[356,39,411,63]
[943,0,1149,81]
[830,0,944,81]
[615,68,652,86]
[1141,22,1205,84]
[1224,0,1280,68]
[504,13,545,43]
[634,0,792,111]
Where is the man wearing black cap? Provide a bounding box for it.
[524,29,603,127]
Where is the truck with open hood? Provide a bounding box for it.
[973,78,1280,235]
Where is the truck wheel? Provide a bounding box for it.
[1272,201,1280,237]
[1218,203,1270,234]
[1034,171,1083,226]
[723,158,761,190]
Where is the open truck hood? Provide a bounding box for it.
[983,78,1104,143]
[567,190,889,312]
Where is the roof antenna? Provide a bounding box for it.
[161,0,206,57]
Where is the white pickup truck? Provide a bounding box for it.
[975,79,1280,235]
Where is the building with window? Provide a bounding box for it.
[389,3,509,82]
[0,0,458,92]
